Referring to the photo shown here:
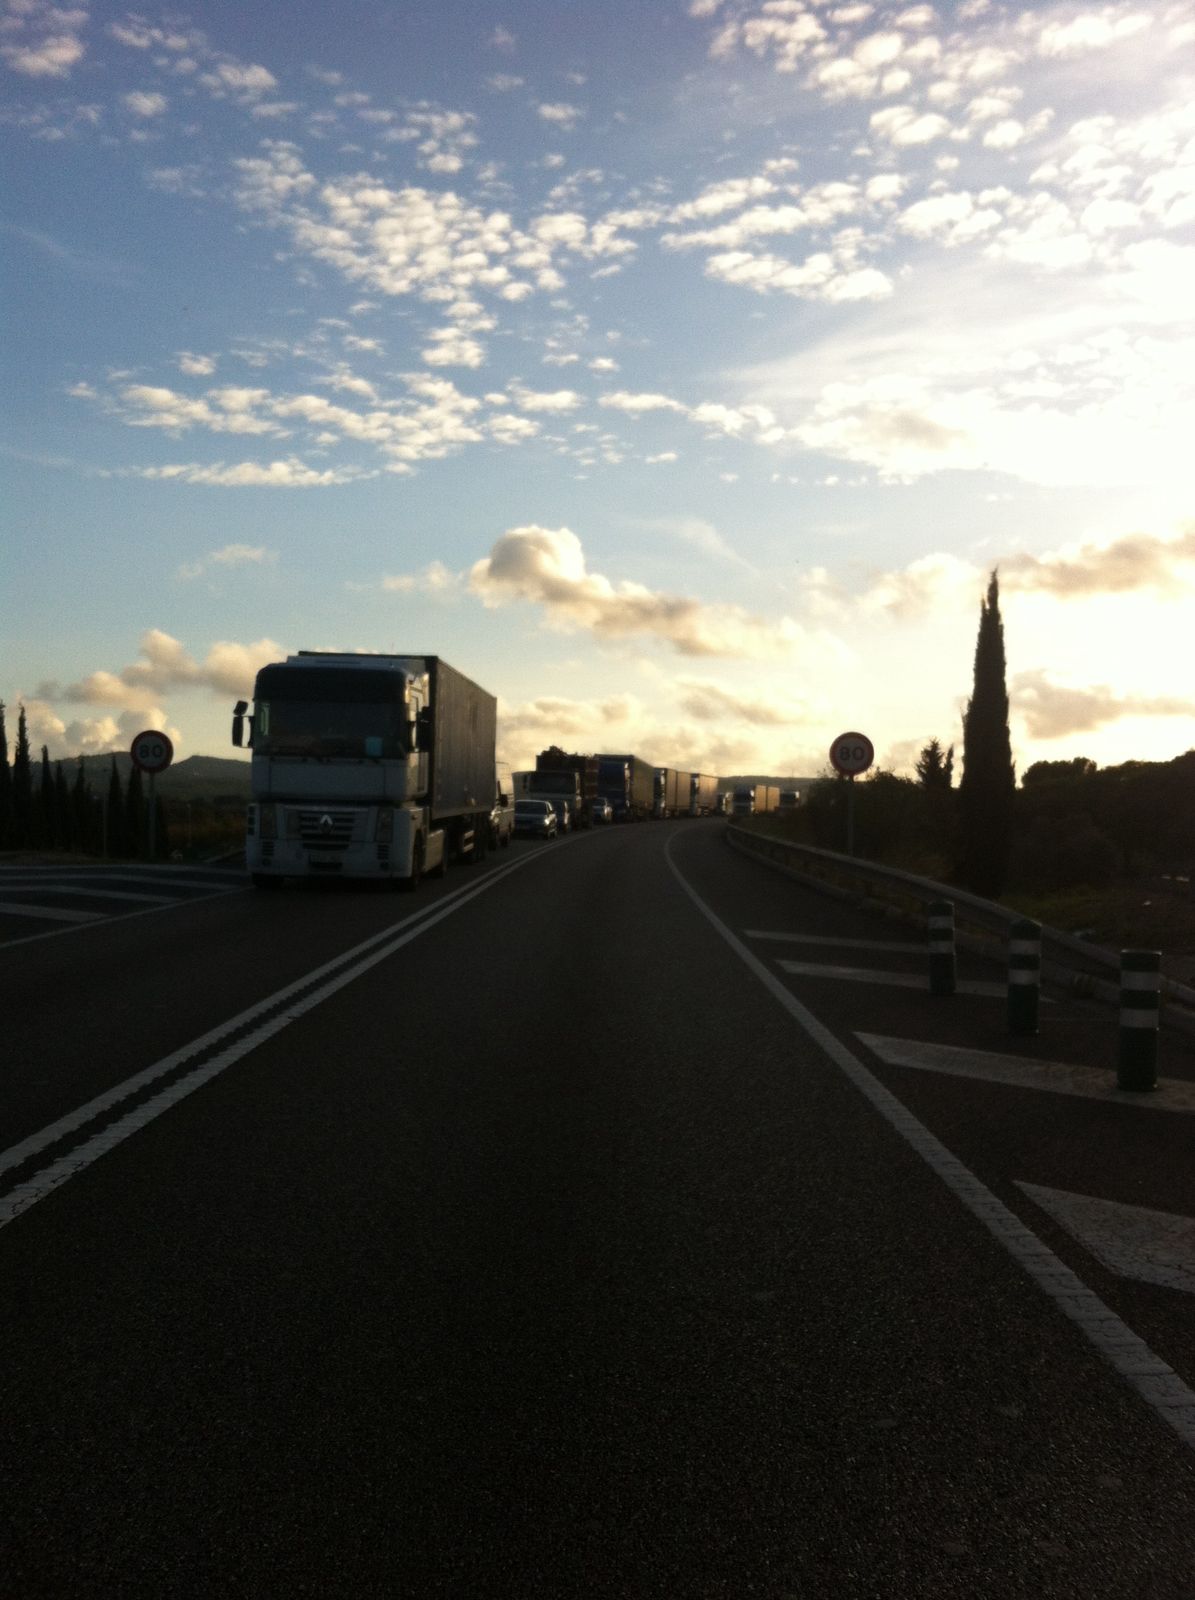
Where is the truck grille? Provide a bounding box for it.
[296,809,357,849]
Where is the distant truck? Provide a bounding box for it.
[529,747,598,830]
[689,773,719,816]
[596,754,654,821]
[652,767,692,819]
[232,651,496,888]
[729,783,780,817]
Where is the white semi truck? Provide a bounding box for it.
[232,651,497,889]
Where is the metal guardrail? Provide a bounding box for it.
[726,822,1195,1035]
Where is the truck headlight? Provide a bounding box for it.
[375,807,395,843]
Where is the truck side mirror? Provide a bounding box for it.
[417,706,434,750]
[232,700,248,748]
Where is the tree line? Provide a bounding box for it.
[792,572,1193,899]
[0,703,170,859]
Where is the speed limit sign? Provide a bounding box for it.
[130,730,174,774]
[830,731,874,777]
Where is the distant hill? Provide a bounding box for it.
[67,752,251,801]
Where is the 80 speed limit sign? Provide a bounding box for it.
[829,731,874,777]
[130,729,174,774]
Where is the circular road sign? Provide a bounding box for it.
[130,729,174,775]
[830,731,874,777]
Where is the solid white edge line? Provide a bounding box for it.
[664,832,1195,1454]
[0,850,538,1185]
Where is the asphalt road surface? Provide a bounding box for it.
[3,821,1194,1598]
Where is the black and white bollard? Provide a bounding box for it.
[928,900,956,996]
[1007,918,1041,1036]
[1117,950,1160,1091]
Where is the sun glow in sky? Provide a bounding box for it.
[3,0,1194,778]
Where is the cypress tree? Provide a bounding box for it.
[12,706,33,849]
[915,738,954,790]
[55,761,72,852]
[72,758,89,854]
[106,757,124,857]
[153,794,170,860]
[38,745,54,849]
[0,701,11,848]
[958,570,1015,898]
[126,763,145,859]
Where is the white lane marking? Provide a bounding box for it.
[0,901,106,924]
[746,931,926,952]
[1017,1184,1195,1295]
[858,1034,1195,1113]
[0,851,541,1199]
[663,834,1195,1453]
[36,886,176,904]
[777,960,1007,997]
[0,873,236,892]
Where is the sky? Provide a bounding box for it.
[3,0,1194,781]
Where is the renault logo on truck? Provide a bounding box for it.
[318,813,333,835]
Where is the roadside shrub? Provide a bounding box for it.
[1010,812,1120,891]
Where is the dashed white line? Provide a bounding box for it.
[0,850,543,1227]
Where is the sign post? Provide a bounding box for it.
[829,731,874,856]
[130,730,174,861]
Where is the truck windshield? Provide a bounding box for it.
[253,699,408,759]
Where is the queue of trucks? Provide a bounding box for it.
[232,650,786,888]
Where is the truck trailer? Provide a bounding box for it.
[689,773,719,816]
[596,754,654,821]
[233,651,497,888]
[653,767,691,819]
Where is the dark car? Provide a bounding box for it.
[513,799,558,840]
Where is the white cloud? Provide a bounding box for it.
[123,91,167,117]
[538,102,583,128]
[669,176,777,222]
[201,61,278,98]
[178,543,278,580]
[38,630,284,710]
[1036,12,1152,57]
[869,105,952,145]
[469,524,808,659]
[509,383,583,413]
[2,1,86,80]
[138,458,365,487]
[380,561,460,595]
[1012,669,1192,739]
[676,679,801,726]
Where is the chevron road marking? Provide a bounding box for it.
[779,960,1007,997]
[857,1033,1195,1113]
[1016,1184,1195,1295]
[746,930,926,952]
[0,901,106,923]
